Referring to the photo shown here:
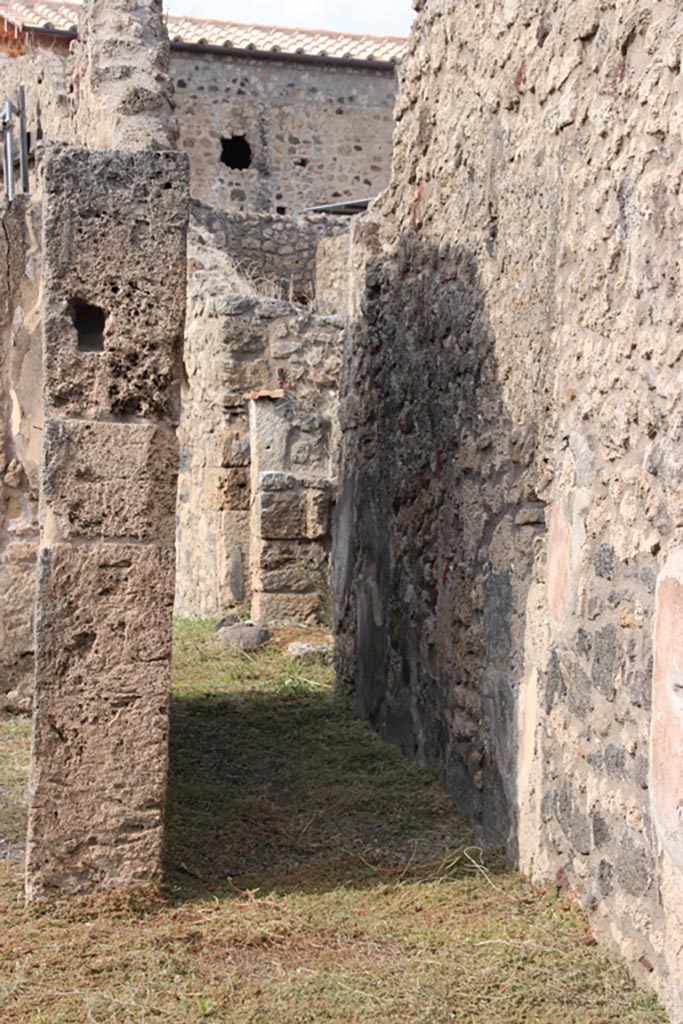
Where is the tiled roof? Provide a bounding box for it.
[0,0,407,63]
[0,0,80,34]
[167,16,405,62]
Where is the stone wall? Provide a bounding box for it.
[335,1,683,1017]
[190,202,346,302]
[0,0,177,156]
[0,195,42,708]
[171,50,396,214]
[0,40,397,217]
[315,231,351,314]
[176,254,343,622]
[0,50,72,152]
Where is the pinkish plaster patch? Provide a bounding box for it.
[547,499,572,624]
[651,550,683,871]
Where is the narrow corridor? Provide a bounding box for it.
[0,623,665,1023]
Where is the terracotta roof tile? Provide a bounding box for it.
[0,0,79,33]
[0,0,407,63]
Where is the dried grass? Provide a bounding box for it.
[0,621,667,1024]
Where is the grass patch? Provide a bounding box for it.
[0,714,31,850]
[0,621,667,1024]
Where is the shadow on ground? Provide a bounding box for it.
[163,682,486,901]
[0,626,667,1023]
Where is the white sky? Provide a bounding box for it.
[163,1,415,37]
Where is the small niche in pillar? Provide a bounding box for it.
[71,299,106,352]
[220,135,252,170]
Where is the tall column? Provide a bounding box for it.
[70,0,177,151]
[26,147,188,899]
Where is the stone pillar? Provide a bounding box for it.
[25,146,188,899]
[70,0,177,151]
[248,393,332,624]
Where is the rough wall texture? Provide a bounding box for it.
[0,51,72,147]
[172,51,396,214]
[26,147,188,899]
[335,1,683,1017]
[0,195,42,708]
[176,250,343,621]
[190,202,346,302]
[71,0,177,150]
[315,231,352,314]
[0,43,396,217]
[248,399,335,625]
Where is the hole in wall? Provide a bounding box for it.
[220,135,252,170]
[276,206,287,215]
[71,299,106,352]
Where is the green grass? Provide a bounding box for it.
[0,715,31,848]
[0,621,667,1024]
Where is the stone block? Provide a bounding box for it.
[591,624,620,701]
[255,485,331,541]
[251,590,322,625]
[26,543,175,899]
[42,419,178,542]
[287,640,334,663]
[306,488,331,539]
[42,148,188,421]
[615,835,654,898]
[255,489,307,539]
[255,537,328,573]
[258,564,318,593]
[249,398,331,479]
[7,541,38,563]
[221,430,250,468]
[227,540,245,603]
[214,621,271,651]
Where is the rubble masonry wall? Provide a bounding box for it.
[0,46,397,218]
[190,202,347,302]
[176,283,343,622]
[334,1,683,1017]
[172,50,396,214]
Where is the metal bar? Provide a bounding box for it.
[4,101,14,202]
[17,87,28,194]
[303,198,374,215]
[1,126,7,201]
[5,135,14,202]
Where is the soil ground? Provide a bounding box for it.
[0,621,666,1023]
